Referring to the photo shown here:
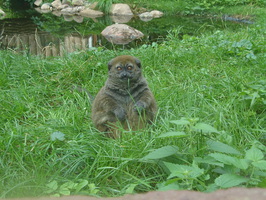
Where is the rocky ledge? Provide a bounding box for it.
[34,0,163,22]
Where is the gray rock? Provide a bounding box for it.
[139,12,153,22]
[41,3,52,10]
[79,8,104,18]
[61,7,74,14]
[150,10,163,18]
[51,0,62,10]
[0,9,6,17]
[101,24,144,44]
[52,10,62,16]
[63,15,73,21]
[72,0,84,6]
[73,15,84,23]
[139,12,153,18]
[34,0,42,7]
[110,3,133,16]
[111,15,133,23]
[58,4,69,10]
[62,0,71,5]
[139,10,163,21]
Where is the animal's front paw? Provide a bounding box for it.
[134,101,147,114]
[113,107,126,121]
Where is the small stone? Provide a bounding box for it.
[0,9,6,17]
[150,10,163,18]
[139,12,153,18]
[72,0,84,6]
[62,0,72,5]
[41,3,52,10]
[73,16,84,23]
[61,7,74,14]
[51,0,62,10]
[79,8,104,18]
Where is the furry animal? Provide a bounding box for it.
[91,55,157,138]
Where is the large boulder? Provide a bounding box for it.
[101,24,144,44]
[110,3,133,15]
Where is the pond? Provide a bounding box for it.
[0,9,250,57]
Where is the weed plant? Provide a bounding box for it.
[1,7,266,199]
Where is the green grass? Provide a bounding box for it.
[1,4,266,198]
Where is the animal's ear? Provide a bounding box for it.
[135,58,141,68]
[108,59,113,71]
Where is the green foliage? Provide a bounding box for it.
[44,180,99,197]
[239,80,266,113]
[185,0,266,14]
[141,121,266,191]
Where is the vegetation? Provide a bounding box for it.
[0,0,266,199]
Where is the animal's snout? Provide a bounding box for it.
[120,72,131,79]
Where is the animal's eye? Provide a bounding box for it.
[127,66,133,70]
[117,66,122,71]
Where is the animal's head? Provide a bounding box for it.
[107,55,142,82]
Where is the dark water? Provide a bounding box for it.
[0,9,249,57]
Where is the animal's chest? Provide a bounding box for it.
[117,93,138,107]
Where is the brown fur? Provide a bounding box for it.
[91,55,157,138]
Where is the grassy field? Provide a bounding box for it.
[1,3,266,198]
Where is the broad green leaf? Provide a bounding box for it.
[254,171,266,177]
[209,153,248,169]
[50,131,65,141]
[215,174,248,188]
[158,131,187,138]
[46,180,58,190]
[60,181,75,190]
[194,156,224,167]
[245,147,264,162]
[164,162,204,179]
[75,180,88,192]
[236,159,249,170]
[59,187,70,196]
[252,160,266,170]
[45,180,58,194]
[170,119,190,125]
[141,146,179,160]
[192,123,219,134]
[88,183,99,194]
[125,184,137,194]
[207,140,241,155]
[163,162,179,174]
[157,182,180,191]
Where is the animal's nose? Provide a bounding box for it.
[121,72,127,78]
